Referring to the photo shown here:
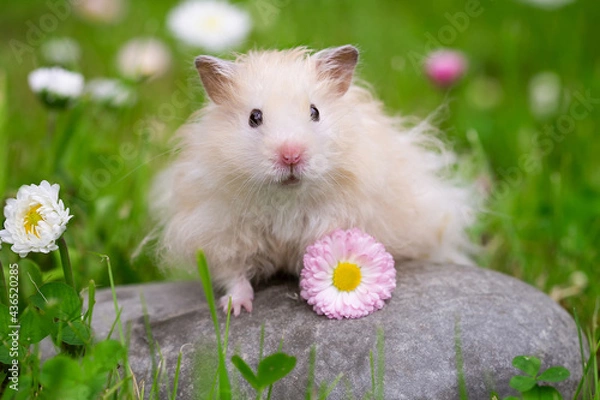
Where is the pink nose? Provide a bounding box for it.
[278,143,305,166]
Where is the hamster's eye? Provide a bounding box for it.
[249,109,263,128]
[310,104,320,122]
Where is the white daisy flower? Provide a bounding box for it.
[74,0,126,24]
[40,37,81,67]
[86,78,136,108]
[28,67,84,109]
[117,38,172,81]
[167,0,252,52]
[528,71,561,119]
[516,0,575,10]
[0,181,73,258]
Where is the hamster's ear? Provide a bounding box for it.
[194,55,236,104]
[314,45,359,97]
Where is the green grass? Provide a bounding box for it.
[0,0,599,397]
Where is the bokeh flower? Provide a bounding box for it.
[550,270,588,302]
[167,0,252,52]
[86,78,137,108]
[466,75,503,110]
[28,67,84,109]
[0,181,73,258]
[528,71,561,119]
[300,228,396,320]
[74,0,126,24]
[516,0,575,10]
[40,37,81,67]
[117,38,171,81]
[424,49,468,88]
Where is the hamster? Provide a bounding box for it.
[151,45,476,316]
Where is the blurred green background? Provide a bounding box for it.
[0,0,599,327]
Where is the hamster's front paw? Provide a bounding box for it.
[219,278,254,316]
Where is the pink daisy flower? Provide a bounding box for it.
[424,49,468,88]
[300,228,396,320]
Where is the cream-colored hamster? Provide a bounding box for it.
[151,45,476,316]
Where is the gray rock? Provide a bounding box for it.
[91,262,585,399]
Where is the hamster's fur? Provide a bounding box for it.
[151,45,476,315]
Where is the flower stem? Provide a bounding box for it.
[47,109,58,141]
[51,104,83,174]
[58,236,75,291]
[0,258,8,306]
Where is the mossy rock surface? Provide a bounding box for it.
[91,262,584,399]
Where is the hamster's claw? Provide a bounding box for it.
[220,295,253,316]
[219,296,253,316]
[220,278,254,316]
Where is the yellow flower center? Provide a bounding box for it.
[24,204,43,238]
[332,262,362,292]
[204,16,222,31]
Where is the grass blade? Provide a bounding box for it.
[102,253,134,398]
[84,279,96,325]
[0,70,7,195]
[0,260,8,306]
[375,327,385,400]
[223,297,232,356]
[369,348,375,399]
[197,250,231,400]
[259,323,266,362]
[170,346,184,400]
[455,316,468,400]
[318,373,344,400]
[305,346,317,400]
[58,236,75,291]
[141,292,163,399]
